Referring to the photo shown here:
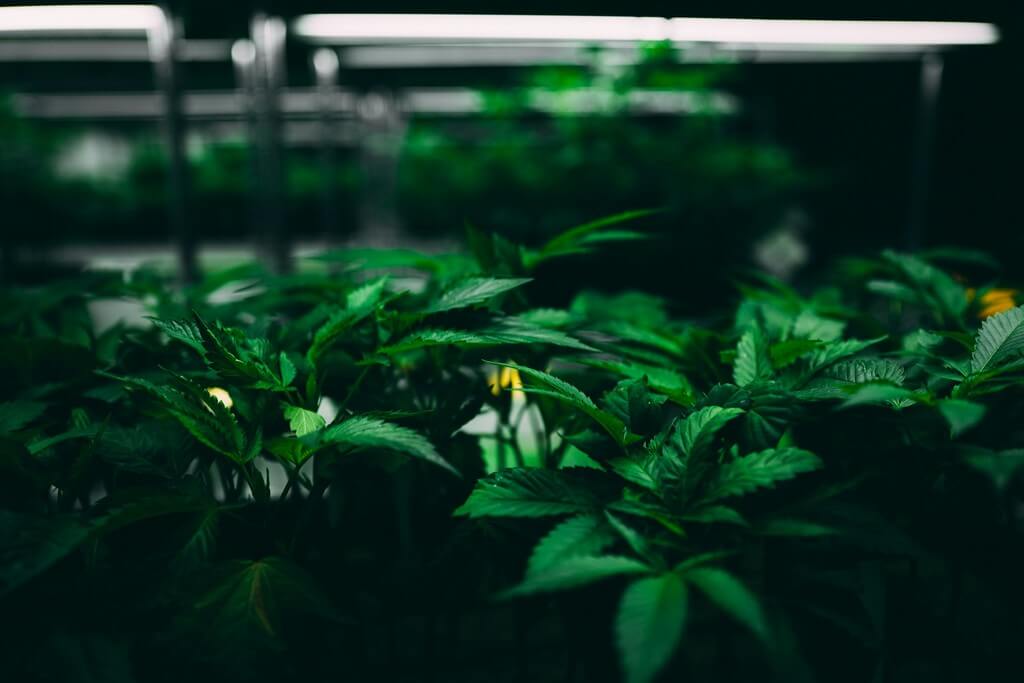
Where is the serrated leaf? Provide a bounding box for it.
[455,467,610,518]
[307,278,389,366]
[970,305,1024,374]
[882,250,967,322]
[734,327,772,386]
[491,362,633,445]
[684,567,766,637]
[150,318,205,355]
[313,416,456,476]
[806,337,885,373]
[499,555,650,598]
[604,511,654,561]
[677,406,745,457]
[824,359,905,386]
[192,557,342,642]
[531,209,658,266]
[380,321,594,354]
[617,574,688,683]
[282,405,325,437]
[527,513,615,575]
[703,447,822,502]
[426,277,532,313]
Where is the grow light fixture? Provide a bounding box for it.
[291,14,999,50]
[292,14,668,43]
[666,19,998,48]
[0,4,165,35]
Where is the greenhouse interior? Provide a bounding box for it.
[1,2,1021,681]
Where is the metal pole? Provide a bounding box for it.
[355,91,407,247]
[313,48,340,246]
[150,7,196,283]
[906,52,944,250]
[250,14,290,274]
[231,39,262,256]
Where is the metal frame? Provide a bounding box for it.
[0,10,1001,271]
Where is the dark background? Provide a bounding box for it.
[161,0,1019,259]
[1,1,1018,275]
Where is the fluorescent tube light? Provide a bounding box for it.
[0,4,164,34]
[668,18,998,47]
[292,14,669,43]
[291,14,999,49]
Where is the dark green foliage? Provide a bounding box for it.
[3,229,1024,683]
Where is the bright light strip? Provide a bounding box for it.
[292,14,999,48]
[293,14,669,43]
[0,5,164,34]
[668,18,998,46]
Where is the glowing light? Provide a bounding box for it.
[0,5,164,34]
[668,18,998,47]
[293,14,669,43]
[291,13,999,49]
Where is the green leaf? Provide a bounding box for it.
[792,310,845,342]
[426,277,532,313]
[937,399,986,437]
[307,278,389,366]
[499,555,650,599]
[825,359,905,386]
[455,467,609,518]
[806,337,886,373]
[769,339,823,368]
[841,383,918,408]
[150,318,205,355]
[313,416,456,476]
[380,321,594,354]
[279,352,297,387]
[970,305,1024,374]
[531,209,658,266]
[282,405,325,437]
[703,448,822,502]
[617,574,688,683]
[684,567,766,637]
[882,250,967,322]
[734,327,772,386]
[962,447,1024,492]
[27,426,100,455]
[677,406,745,457]
[0,510,91,595]
[604,511,655,561]
[0,400,47,432]
[192,557,342,643]
[527,513,615,575]
[491,362,633,445]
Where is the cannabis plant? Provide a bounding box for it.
[2,219,1024,682]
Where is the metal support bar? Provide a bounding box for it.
[251,14,290,274]
[354,92,407,246]
[150,8,196,283]
[906,52,943,250]
[313,48,341,244]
